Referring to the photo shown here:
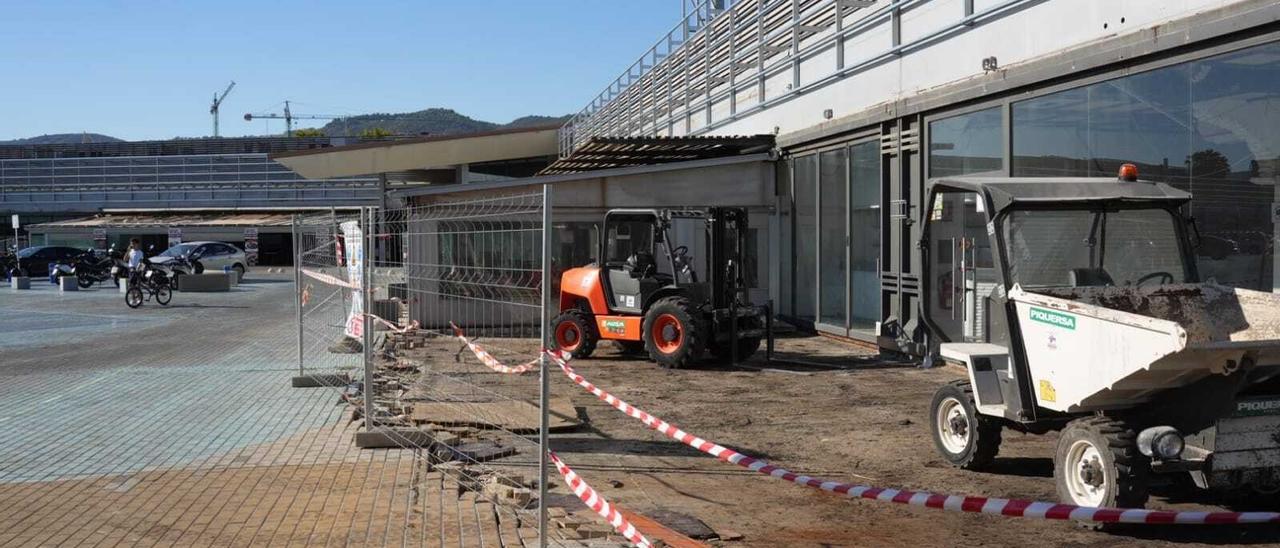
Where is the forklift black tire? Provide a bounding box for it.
[615,340,647,356]
[930,381,1001,470]
[643,296,705,369]
[1054,416,1150,511]
[551,310,598,359]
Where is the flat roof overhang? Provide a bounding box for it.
[28,212,300,233]
[271,125,560,179]
[390,153,777,209]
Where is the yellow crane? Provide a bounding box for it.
[210,81,236,137]
[243,100,343,137]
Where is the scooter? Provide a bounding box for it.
[48,262,75,284]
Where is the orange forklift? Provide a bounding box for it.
[551,207,768,368]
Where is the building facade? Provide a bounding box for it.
[2,136,381,262]
[560,0,1280,351]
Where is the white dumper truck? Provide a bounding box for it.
[923,166,1280,510]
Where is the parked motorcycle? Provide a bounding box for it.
[70,248,117,288]
[125,256,173,308]
[2,246,17,281]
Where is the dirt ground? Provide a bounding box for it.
[398,332,1280,548]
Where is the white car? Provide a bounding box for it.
[151,241,248,281]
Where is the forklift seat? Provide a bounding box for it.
[1069,267,1115,287]
[626,252,657,279]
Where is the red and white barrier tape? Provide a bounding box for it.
[300,268,358,289]
[368,314,420,334]
[549,452,652,548]
[543,350,1280,525]
[448,323,539,374]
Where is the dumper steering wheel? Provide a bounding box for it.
[1136,271,1174,287]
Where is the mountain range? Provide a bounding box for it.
[0,109,570,145]
[0,133,125,145]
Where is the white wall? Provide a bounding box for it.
[581,0,1245,141]
[713,0,1233,137]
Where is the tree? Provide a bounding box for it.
[1187,149,1231,181]
[359,127,393,139]
[292,128,326,138]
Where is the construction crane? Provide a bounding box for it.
[210,81,236,137]
[243,100,343,137]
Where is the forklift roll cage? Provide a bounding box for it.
[597,207,748,313]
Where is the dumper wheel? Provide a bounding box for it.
[1055,416,1149,510]
[930,381,1001,470]
[643,296,705,369]
[551,310,598,359]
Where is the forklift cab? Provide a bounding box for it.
[600,210,678,314]
[920,167,1199,423]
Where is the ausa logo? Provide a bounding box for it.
[1029,307,1076,330]
[602,319,626,335]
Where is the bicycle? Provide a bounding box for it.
[125,258,173,308]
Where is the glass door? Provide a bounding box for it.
[816,148,848,332]
[849,141,881,335]
[925,190,997,343]
[815,139,882,339]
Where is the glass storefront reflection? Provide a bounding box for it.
[1012,41,1280,291]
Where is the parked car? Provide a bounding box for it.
[9,245,85,278]
[150,241,248,281]
[1197,234,1241,261]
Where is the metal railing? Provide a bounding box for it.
[559,0,1038,156]
[558,0,733,156]
[0,153,379,211]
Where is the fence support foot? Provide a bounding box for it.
[291,373,351,388]
[354,427,436,449]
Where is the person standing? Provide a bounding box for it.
[126,238,144,286]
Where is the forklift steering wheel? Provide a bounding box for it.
[1135,271,1174,287]
[672,245,689,258]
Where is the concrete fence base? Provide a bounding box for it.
[58,276,78,292]
[290,372,351,388]
[177,274,232,292]
[10,277,29,290]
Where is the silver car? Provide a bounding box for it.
[151,241,249,281]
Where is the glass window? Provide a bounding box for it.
[1002,208,1188,288]
[1013,65,1192,179]
[794,155,818,321]
[604,220,654,263]
[1013,41,1280,291]
[929,107,1003,177]
[160,243,199,258]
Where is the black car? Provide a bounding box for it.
[10,246,85,277]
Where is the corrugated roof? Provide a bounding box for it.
[539,134,775,175]
[30,213,297,229]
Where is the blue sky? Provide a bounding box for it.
[0,1,683,140]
